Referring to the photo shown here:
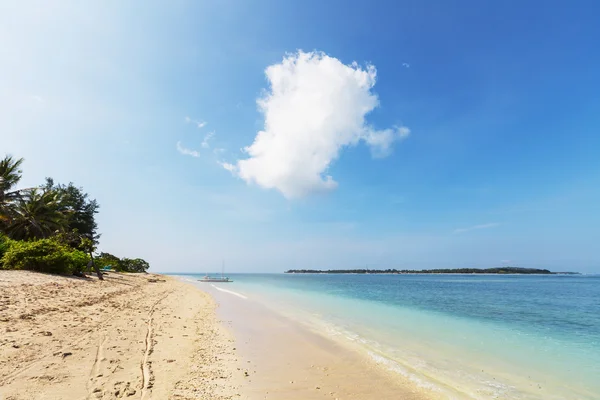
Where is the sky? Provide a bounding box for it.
[2,0,600,273]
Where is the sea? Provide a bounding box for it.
[182,273,600,399]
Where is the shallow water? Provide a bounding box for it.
[182,273,600,399]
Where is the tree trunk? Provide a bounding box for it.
[89,251,103,280]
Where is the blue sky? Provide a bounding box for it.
[2,0,599,272]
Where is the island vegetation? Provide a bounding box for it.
[285,267,564,274]
[0,155,150,277]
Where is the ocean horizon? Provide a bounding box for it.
[177,273,600,399]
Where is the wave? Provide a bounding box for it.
[210,284,248,299]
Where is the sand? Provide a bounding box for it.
[0,271,237,400]
[1,271,434,400]
[202,281,433,400]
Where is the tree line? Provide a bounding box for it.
[0,155,150,278]
[285,267,554,274]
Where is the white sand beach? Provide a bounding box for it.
[0,271,432,400]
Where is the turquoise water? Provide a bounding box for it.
[187,273,600,399]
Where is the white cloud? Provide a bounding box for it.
[220,162,236,172]
[201,131,215,148]
[31,95,44,103]
[402,63,410,68]
[185,116,206,129]
[453,223,500,234]
[364,126,410,158]
[224,50,410,198]
[176,141,200,157]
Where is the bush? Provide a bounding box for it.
[0,233,12,268]
[95,252,121,270]
[120,258,150,273]
[1,238,89,275]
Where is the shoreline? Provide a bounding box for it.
[183,277,435,400]
[180,274,600,400]
[1,270,432,399]
[7,271,593,399]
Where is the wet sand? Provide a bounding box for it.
[194,280,433,400]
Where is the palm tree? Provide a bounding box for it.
[0,155,26,232]
[2,188,69,240]
[0,155,25,207]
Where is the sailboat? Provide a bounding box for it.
[198,260,233,283]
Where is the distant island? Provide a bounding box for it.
[285,267,578,275]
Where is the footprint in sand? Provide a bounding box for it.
[113,381,136,398]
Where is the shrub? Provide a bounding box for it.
[1,238,89,275]
[0,233,12,268]
[95,252,121,270]
[120,258,150,273]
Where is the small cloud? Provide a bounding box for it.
[213,148,226,155]
[31,95,44,103]
[453,223,500,234]
[185,116,206,129]
[402,63,410,68]
[176,141,200,157]
[219,162,236,173]
[201,131,215,149]
[364,126,410,158]
[398,126,410,138]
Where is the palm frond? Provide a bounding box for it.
[0,155,24,194]
[1,188,69,240]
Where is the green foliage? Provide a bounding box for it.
[0,233,12,268]
[96,252,121,270]
[0,155,24,200]
[79,236,96,255]
[1,188,68,240]
[0,154,150,276]
[94,253,150,273]
[0,155,26,231]
[1,238,89,275]
[120,258,150,273]
[43,178,99,247]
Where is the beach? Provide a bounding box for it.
[191,273,600,400]
[201,282,430,400]
[0,271,237,399]
[4,271,597,399]
[0,271,430,400]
